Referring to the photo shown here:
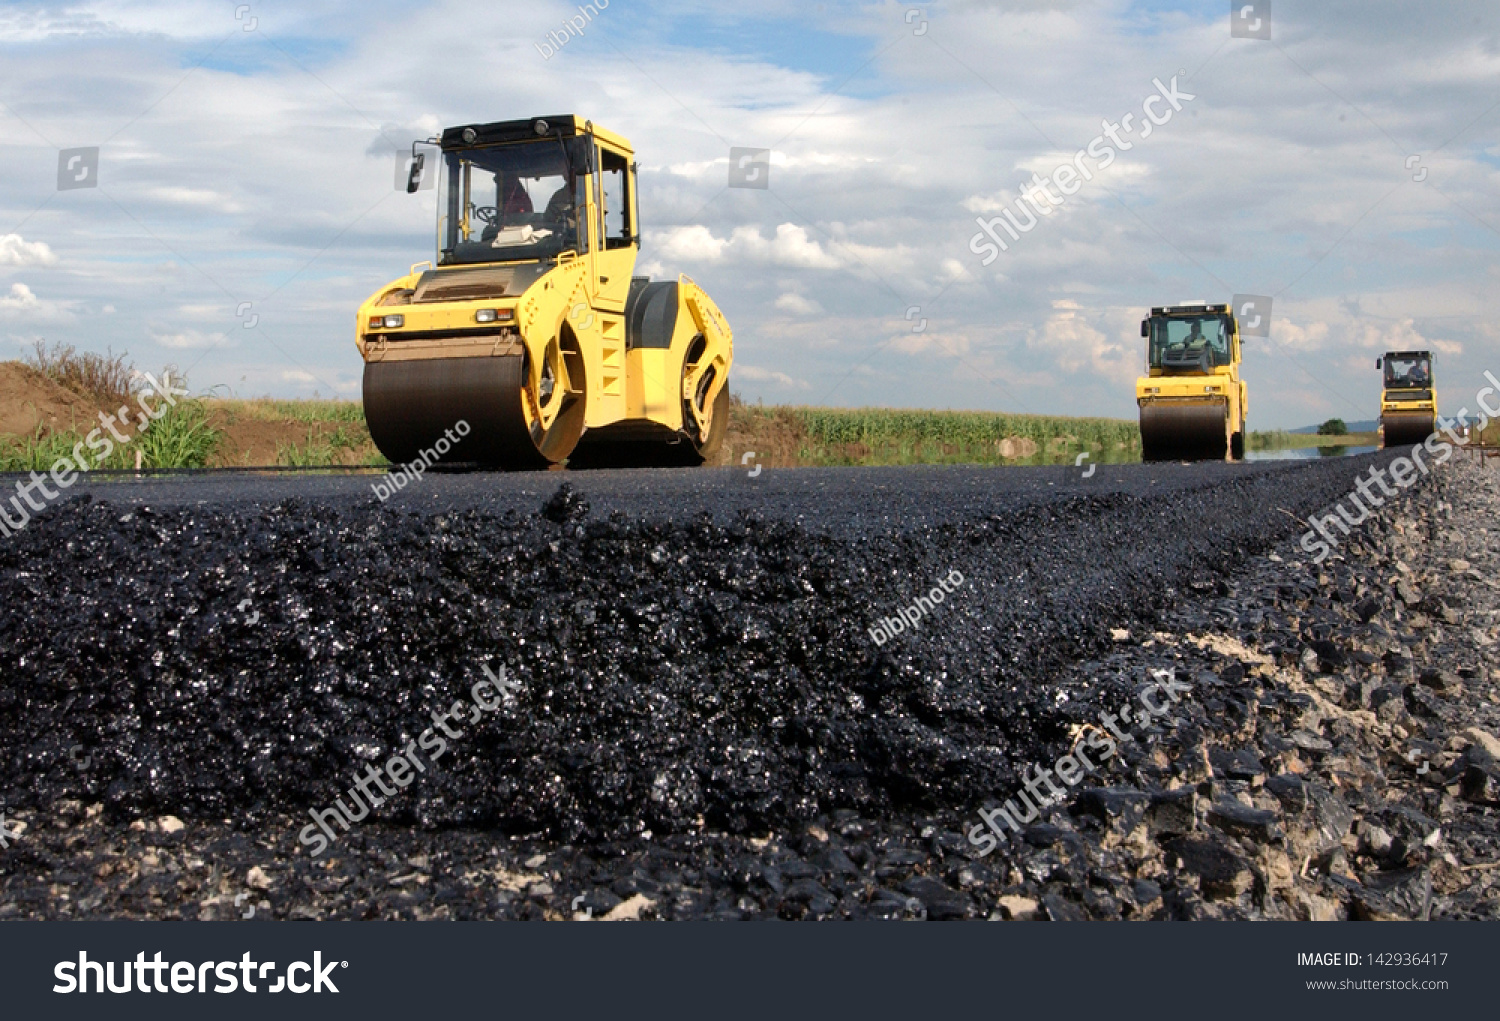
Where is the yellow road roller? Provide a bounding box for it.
[1136,302,1247,461]
[358,115,733,468]
[1376,350,1437,447]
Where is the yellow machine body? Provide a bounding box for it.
[1136,302,1248,462]
[1376,350,1437,448]
[357,115,732,468]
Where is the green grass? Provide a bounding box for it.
[0,398,222,471]
[217,399,366,424]
[0,426,88,473]
[742,406,1142,466]
[275,425,366,466]
[133,399,222,468]
[1248,430,1379,451]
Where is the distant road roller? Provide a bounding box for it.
[1376,350,1437,447]
[358,115,733,468]
[1136,302,1248,461]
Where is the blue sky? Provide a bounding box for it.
[0,0,1497,428]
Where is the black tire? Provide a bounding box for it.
[680,377,730,465]
[566,366,729,469]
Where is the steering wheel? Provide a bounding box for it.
[472,206,498,225]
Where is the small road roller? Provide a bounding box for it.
[1136,302,1248,461]
[1376,350,1437,448]
[358,115,733,469]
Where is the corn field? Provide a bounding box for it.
[796,407,1138,449]
[727,402,1142,467]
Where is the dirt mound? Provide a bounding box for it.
[204,413,372,467]
[0,361,104,438]
[997,436,1040,459]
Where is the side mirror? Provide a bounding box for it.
[406,153,426,194]
[1140,320,1149,337]
[1375,357,1382,370]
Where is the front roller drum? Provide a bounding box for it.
[1139,401,1229,462]
[363,354,584,469]
[1381,410,1435,448]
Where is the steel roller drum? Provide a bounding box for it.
[1381,409,1436,448]
[1139,401,1229,462]
[363,355,552,468]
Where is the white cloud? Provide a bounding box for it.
[175,303,225,320]
[774,292,822,315]
[648,223,842,269]
[0,282,73,322]
[1347,317,1429,353]
[891,331,972,358]
[749,225,844,270]
[648,225,726,263]
[0,284,39,311]
[144,188,242,212]
[1024,300,1135,384]
[963,192,1016,216]
[0,235,59,268]
[0,1,324,42]
[662,159,726,180]
[735,364,808,389]
[148,326,231,349]
[1274,318,1333,352]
